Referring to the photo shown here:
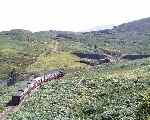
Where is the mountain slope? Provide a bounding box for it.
[113,17,150,33]
[0,17,150,120]
[8,58,150,120]
[80,17,150,54]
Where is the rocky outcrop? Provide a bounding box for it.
[121,54,150,60]
[73,52,113,66]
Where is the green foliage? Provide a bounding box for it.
[136,91,150,120]
[0,82,23,107]
[27,52,86,73]
[8,61,150,120]
[0,30,92,80]
[1,28,150,120]
[0,106,4,113]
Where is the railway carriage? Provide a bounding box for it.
[8,69,64,106]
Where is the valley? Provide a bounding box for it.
[0,17,150,120]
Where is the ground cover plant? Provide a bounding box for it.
[1,20,150,120]
[8,59,150,120]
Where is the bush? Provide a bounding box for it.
[0,106,4,113]
[136,91,150,120]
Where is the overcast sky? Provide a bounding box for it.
[0,0,150,32]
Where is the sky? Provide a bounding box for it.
[0,0,150,32]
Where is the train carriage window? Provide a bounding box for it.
[54,73,57,76]
[51,74,54,77]
[49,74,52,77]
[18,89,24,92]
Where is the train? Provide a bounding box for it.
[7,69,64,106]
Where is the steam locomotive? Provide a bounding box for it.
[7,69,64,106]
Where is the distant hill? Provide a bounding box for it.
[0,17,150,120]
[113,17,150,33]
[1,17,150,55]
[2,17,150,41]
[0,29,32,41]
[80,25,114,32]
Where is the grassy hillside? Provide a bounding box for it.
[27,52,86,73]
[0,32,88,80]
[7,58,150,120]
[0,36,27,79]
[1,17,150,119]
[113,17,150,33]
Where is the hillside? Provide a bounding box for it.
[0,30,88,80]
[75,17,150,55]
[1,17,150,78]
[113,17,150,33]
[7,59,150,120]
[0,17,150,120]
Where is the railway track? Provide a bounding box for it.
[0,88,40,120]
[0,69,64,120]
[0,96,26,120]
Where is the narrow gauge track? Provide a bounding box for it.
[0,69,64,120]
[0,89,30,120]
[0,97,24,120]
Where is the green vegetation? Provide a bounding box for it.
[27,52,86,73]
[0,81,24,108]
[8,59,150,120]
[0,33,85,79]
[0,106,4,113]
[1,17,150,119]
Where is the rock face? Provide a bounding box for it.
[121,54,150,60]
[73,52,112,66]
[73,52,108,59]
